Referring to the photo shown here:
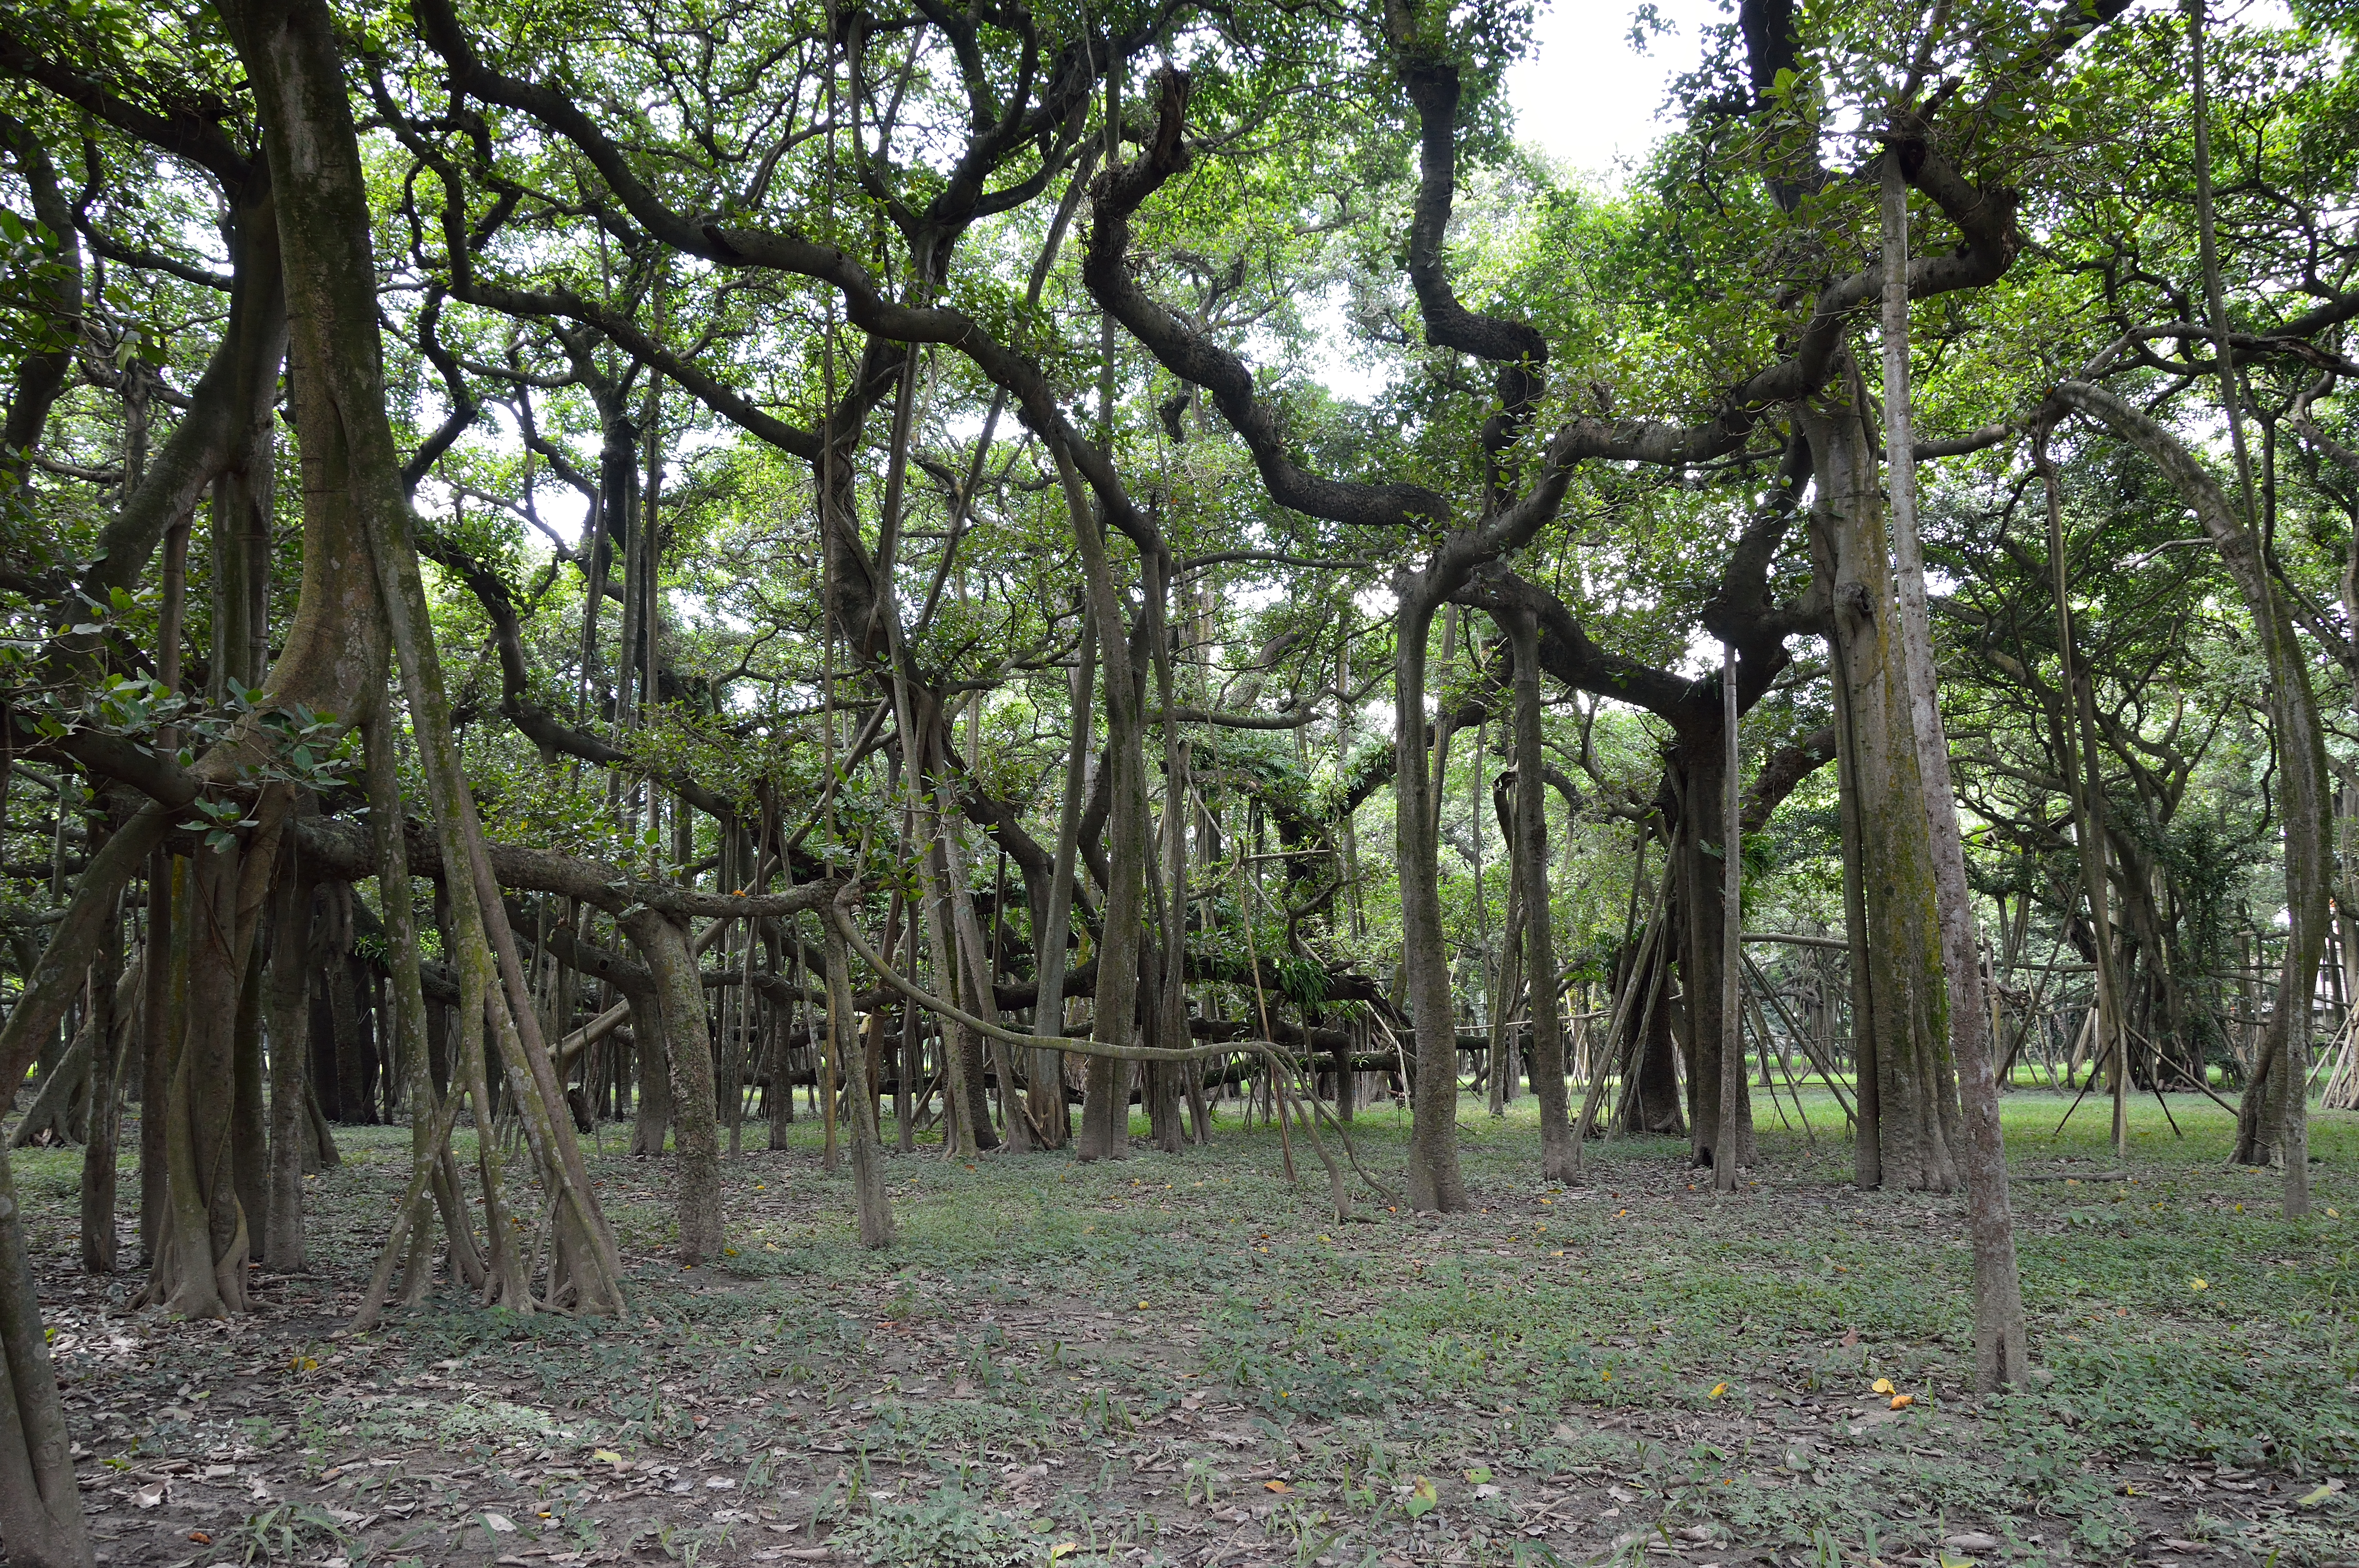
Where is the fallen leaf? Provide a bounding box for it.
[1264,1479,1292,1493]
[189,1533,212,1546]
[1051,1543,1081,1559]
[483,1512,518,1533]
[1405,1475,1439,1518]
[1889,1394,1914,1410]
[133,1483,164,1509]
[1708,1383,1729,1399]
[1945,1533,2001,1552]
[593,1448,624,1465]
[2190,1279,2208,1290]
[2297,1479,2346,1507]
[1871,1378,1895,1395]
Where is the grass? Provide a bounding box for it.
[13,1084,2357,1567]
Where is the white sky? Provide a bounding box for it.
[1303,0,1720,403]
[1505,0,1726,179]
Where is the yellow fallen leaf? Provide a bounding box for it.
[1265,1479,1292,1493]
[1871,1377,1895,1395]
[1709,1383,1729,1399]
[1051,1543,1081,1560]
[593,1449,624,1465]
[2189,1278,2208,1290]
[1889,1394,1914,1410]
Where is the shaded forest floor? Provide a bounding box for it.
[13,1089,2359,1568]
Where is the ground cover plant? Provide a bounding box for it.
[4,0,2359,1562]
[17,1090,2358,1566]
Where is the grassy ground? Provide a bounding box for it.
[12,1085,2357,1568]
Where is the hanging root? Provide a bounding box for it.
[829,900,1390,1217]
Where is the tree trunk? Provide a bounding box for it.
[940,800,1020,1151]
[1394,589,1470,1209]
[77,831,125,1274]
[262,842,316,1270]
[1486,858,1522,1118]
[1668,742,1755,1172]
[0,1148,91,1566]
[140,854,178,1263]
[1028,615,1093,1150]
[1617,935,1685,1136]
[1881,153,2028,1390]
[1803,386,1959,1191]
[231,937,270,1239]
[140,789,289,1316]
[823,900,895,1247]
[1503,610,1575,1180]
[623,909,722,1264]
[1058,448,1147,1163]
[630,1001,674,1155]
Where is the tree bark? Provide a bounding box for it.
[1881,149,2028,1390]
[825,893,895,1247]
[622,908,722,1263]
[1058,446,1147,1163]
[231,936,270,1237]
[631,997,674,1155]
[0,1147,91,1566]
[1394,589,1470,1209]
[140,854,180,1262]
[262,833,316,1270]
[1715,639,1745,1191]
[1503,610,1576,1180]
[1028,614,1092,1149]
[140,788,289,1316]
[1803,383,1959,1190]
[77,828,125,1274]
